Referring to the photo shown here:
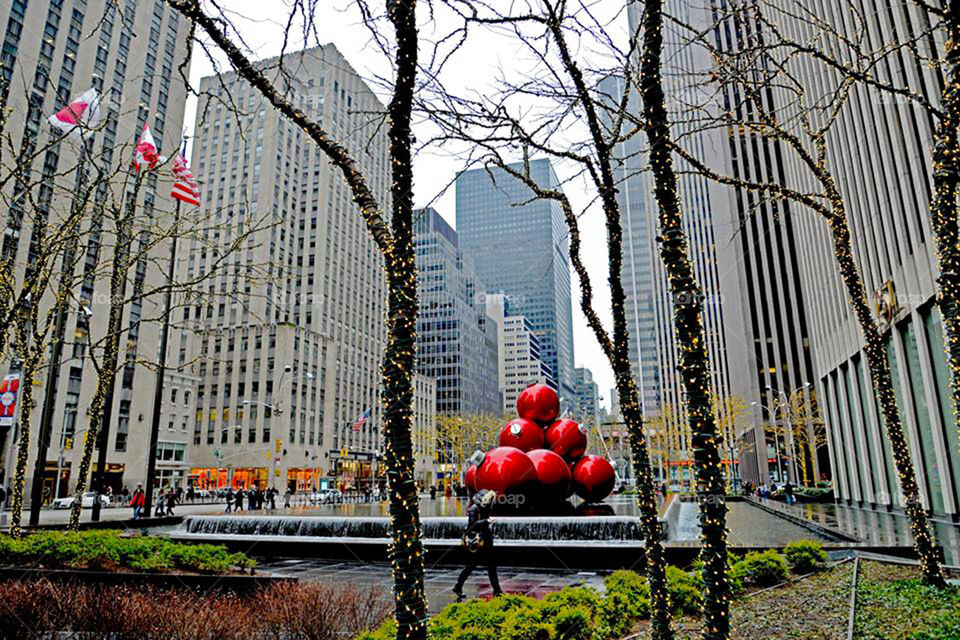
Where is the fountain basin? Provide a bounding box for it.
[182,514,645,542]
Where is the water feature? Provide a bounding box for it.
[183,514,644,542]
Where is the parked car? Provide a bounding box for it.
[52,492,111,510]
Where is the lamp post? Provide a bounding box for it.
[53,411,82,502]
[765,382,811,485]
[751,401,784,483]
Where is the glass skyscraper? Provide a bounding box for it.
[455,159,576,399]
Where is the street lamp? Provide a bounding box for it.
[751,400,785,483]
[765,382,812,484]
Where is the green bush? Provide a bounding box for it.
[0,530,254,574]
[730,550,789,587]
[665,565,703,615]
[784,540,827,573]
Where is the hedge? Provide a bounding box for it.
[0,530,255,574]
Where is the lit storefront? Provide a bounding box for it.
[189,466,267,490]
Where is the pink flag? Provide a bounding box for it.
[134,124,166,172]
[48,88,101,137]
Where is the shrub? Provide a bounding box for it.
[784,540,827,573]
[0,580,388,640]
[731,550,789,587]
[665,565,703,615]
[549,605,592,640]
[602,569,650,618]
[0,530,254,574]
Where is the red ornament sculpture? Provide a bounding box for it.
[499,418,545,452]
[528,449,572,503]
[517,383,560,425]
[465,464,477,492]
[572,455,616,503]
[546,419,588,460]
[475,446,537,497]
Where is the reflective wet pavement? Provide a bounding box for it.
[749,498,960,566]
[260,558,606,613]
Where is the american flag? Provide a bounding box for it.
[352,409,370,431]
[170,152,201,205]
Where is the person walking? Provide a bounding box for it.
[234,486,244,511]
[130,484,145,519]
[225,487,234,513]
[155,488,166,517]
[121,485,129,505]
[165,488,177,516]
[784,480,795,506]
[284,488,292,509]
[453,490,503,600]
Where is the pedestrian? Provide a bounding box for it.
[268,487,277,510]
[130,483,145,519]
[187,485,195,503]
[784,480,795,506]
[453,490,503,601]
[430,485,437,500]
[165,488,176,516]
[225,487,234,513]
[155,489,166,517]
[234,487,244,511]
[121,485,129,505]
[284,488,292,509]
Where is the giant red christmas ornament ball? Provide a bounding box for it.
[499,418,545,452]
[475,446,537,497]
[572,455,616,503]
[517,383,560,425]
[546,419,588,460]
[527,448,572,502]
[465,464,477,492]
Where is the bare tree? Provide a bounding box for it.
[668,0,946,586]
[165,1,429,636]
[420,0,752,634]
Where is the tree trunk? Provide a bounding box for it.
[929,1,960,455]
[823,198,945,586]
[383,1,428,637]
[68,191,137,530]
[8,324,42,538]
[638,1,731,637]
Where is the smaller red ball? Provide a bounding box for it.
[528,449,572,503]
[517,383,560,425]
[475,446,537,498]
[572,455,616,503]
[546,419,588,460]
[499,418,545,452]
[465,465,477,492]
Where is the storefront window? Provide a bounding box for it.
[922,306,960,506]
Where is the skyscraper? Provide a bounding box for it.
[455,159,576,399]
[413,207,500,416]
[180,45,389,492]
[608,2,749,481]
[483,293,552,414]
[573,368,600,425]
[0,0,191,500]
[765,0,960,517]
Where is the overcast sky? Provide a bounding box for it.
[183,1,632,410]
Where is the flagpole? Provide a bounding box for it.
[144,198,181,516]
[28,134,93,527]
